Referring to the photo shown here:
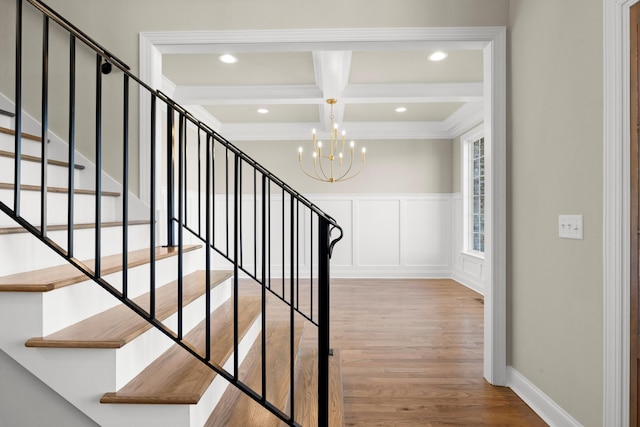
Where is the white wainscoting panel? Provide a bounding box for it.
[183,191,459,278]
[451,193,485,294]
[310,194,454,278]
[356,199,401,267]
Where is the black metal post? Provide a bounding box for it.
[318,215,331,427]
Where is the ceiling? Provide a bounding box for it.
[160,37,484,143]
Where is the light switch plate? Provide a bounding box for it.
[558,215,583,240]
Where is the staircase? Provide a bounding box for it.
[0,1,344,426]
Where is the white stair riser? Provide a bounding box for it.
[0,155,82,188]
[115,278,232,389]
[0,189,118,225]
[189,314,262,427]
[0,223,152,276]
[0,115,12,128]
[39,247,205,335]
[0,133,44,158]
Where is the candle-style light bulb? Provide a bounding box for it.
[298,146,303,161]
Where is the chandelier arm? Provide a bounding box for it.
[298,160,329,182]
[337,158,366,182]
[335,153,355,182]
[316,156,330,181]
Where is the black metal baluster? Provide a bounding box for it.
[149,94,157,319]
[261,173,267,400]
[205,133,212,361]
[40,15,49,237]
[268,179,271,290]
[166,105,175,247]
[254,168,257,278]
[282,187,285,298]
[122,74,129,298]
[318,216,331,427]
[212,138,215,248]
[296,200,299,310]
[226,148,229,256]
[14,0,22,216]
[310,214,314,322]
[239,159,243,268]
[177,113,185,340]
[95,54,102,277]
[198,129,202,236]
[289,192,295,422]
[233,153,240,379]
[67,34,75,257]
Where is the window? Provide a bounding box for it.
[462,128,485,256]
[469,138,485,253]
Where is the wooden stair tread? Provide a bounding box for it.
[0,244,200,292]
[0,182,120,197]
[0,219,149,235]
[25,269,232,348]
[0,126,45,142]
[100,296,261,404]
[0,149,85,170]
[206,321,304,427]
[285,348,345,427]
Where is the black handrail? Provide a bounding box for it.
[4,1,343,426]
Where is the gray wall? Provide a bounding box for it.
[508,0,603,425]
[0,350,98,427]
[235,139,453,194]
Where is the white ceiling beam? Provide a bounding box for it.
[342,83,483,103]
[314,51,352,130]
[173,84,324,105]
[220,121,453,141]
[172,82,483,106]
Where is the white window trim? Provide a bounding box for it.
[461,124,485,259]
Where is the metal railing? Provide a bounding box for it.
[0,1,343,425]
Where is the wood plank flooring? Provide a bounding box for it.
[326,278,547,427]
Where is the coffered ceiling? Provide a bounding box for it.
[160,32,484,142]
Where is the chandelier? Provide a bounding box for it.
[297,99,366,183]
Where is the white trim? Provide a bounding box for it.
[604,1,637,426]
[483,27,507,386]
[507,367,583,427]
[138,25,507,387]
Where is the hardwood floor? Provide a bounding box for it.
[326,278,546,427]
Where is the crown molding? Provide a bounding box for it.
[141,27,504,54]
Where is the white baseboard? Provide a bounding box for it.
[507,366,583,427]
[451,267,484,295]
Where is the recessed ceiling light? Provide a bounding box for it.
[395,107,407,113]
[429,51,448,62]
[218,54,238,64]
[257,108,269,114]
